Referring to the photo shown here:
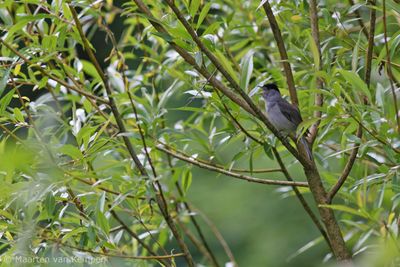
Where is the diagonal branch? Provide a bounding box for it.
[262,1,298,105]
[160,0,307,166]
[68,5,195,266]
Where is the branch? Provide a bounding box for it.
[217,90,327,246]
[382,0,400,134]
[308,0,324,144]
[327,0,376,203]
[157,145,308,187]
[161,0,306,166]
[272,148,331,249]
[68,5,195,266]
[262,1,298,105]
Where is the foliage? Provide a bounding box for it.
[0,0,399,266]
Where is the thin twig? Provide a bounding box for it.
[262,1,298,105]
[272,148,332,249]
[327,0,376,203]
[162,0,305,166]
[157,145,308,187]
[382,0,400,134]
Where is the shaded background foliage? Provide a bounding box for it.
[0,0,400,266]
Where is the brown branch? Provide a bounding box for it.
[136,0,350,261]
[217,89,328,247]
[161,0,305,166]
[261,3,350,259]
[157,145,308,187]
[272,148,332,249]
[326,127,362,203]
[68,5,195,266]
[262,1,298,105]
[382,0,400,134]
[308,0,324,144]
[327,0,376,203]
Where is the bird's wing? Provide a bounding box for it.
[277,99,303,126]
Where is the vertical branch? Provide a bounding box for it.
[68,5,195,266]
[382,0,400,134]
[262,1,298,105]
[327,0,376,203]
[308,0,324,144]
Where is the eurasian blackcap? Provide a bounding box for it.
[261,83,313,160]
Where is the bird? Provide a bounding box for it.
[261,83,313,160]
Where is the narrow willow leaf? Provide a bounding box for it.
[319,204,370,219]
[96,210,110,235]
[196,3,211,29]
[189,0,201,18]
[240,50,253,92]
[308,34,320,70]
[215,50,238,83]
[182,170,192,193]
[0,68,11,96]
[59,144,83,160]
[337,69,371,101]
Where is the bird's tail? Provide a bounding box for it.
[299,136,313,161]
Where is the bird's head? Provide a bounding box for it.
[261,83,281,100]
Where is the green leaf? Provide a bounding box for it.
[215,50,238,84]
[98,191,106,213]
[13,108,24,123]
[81,60,101,81]
[196,3,211,29]
[308,34,320,70]
[59,144,83,160]
[240,50,253,92]
[0,68,11,97]
[202,21,222,36]
[96,210,110,235]
[263,143,274,159]
[182,169,192,193]
[319,204,370,219]
[45,193,56,215]
[337,69,371,102]
[189,0,201,18]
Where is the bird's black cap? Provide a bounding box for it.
[262,83,279,92]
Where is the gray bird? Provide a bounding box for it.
[261,83,313,160]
